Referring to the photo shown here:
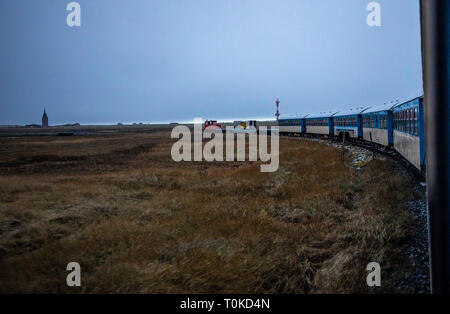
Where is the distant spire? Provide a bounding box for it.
[42,108,48,127]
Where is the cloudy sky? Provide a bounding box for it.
[0,0,423,125]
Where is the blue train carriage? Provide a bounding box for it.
[278,115,304,136]
[305,112,337,136]
[392,96,426,171]
[361,103,397,147]
[333,107,368,140]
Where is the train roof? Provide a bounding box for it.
[282,95,424,120]
[334,107,369,117]
[362,103,398,114]
[279,114,306,120]
[307,112,337,119]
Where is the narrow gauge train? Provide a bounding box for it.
[278,96,426,171]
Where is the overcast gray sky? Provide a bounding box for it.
[0,0,423,125]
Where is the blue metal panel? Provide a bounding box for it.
[301,119,306,133]
[387,110,393,146]
[328,117,334,135]
[357,114,363,138]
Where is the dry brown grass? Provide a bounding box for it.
[0,131,420,293]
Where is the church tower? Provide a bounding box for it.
[42,109,48,128]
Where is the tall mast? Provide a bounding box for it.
[275,98,280,121]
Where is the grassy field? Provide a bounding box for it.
[0,130,422,293]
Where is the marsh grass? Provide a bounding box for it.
[0,132,420,293]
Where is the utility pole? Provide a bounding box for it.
[420,0,450,293]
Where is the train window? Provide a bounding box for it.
[405,110,408,132]
[404,110,407,132]
[408,109,412,133]
[396,112,398,130]
[405,109,411,133]
[402,110,408,132]
[401,110,404,131]
[394,112,397,130]
[417,108,419,135]
[406,110,409,132]
[410,108,414,134]
[409,109,412,134]
[414,107,418,135]
[403,109,409,132]
[407,109,409,133]
[402,110,405,131]
[393,112,397,129]
[405,110,409,133]
[397,112,400,130]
